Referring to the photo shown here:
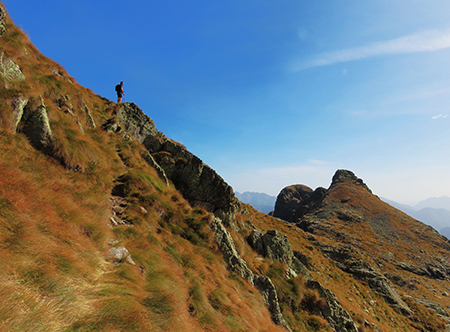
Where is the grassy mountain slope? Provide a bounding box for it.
[1,3,450,332]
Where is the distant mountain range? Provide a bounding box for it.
[237,191,450,238]
[382,197,450,238]
[235,192,276,214]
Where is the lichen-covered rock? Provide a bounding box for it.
[21,96,54,152]
[248,229,310,277]
[210,217,254,283]
[82,99,96,128]
[0,5,6,36]
[253,275,292,332]
[106,246,136,265]
[210,218,292,330]
[11,96,27,132]
[306,280,359,332]
[0,52,26,82]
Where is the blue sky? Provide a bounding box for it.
[4,0,450,204]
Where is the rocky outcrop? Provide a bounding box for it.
[0,52,26,83]
[12,96,27,132]
[141,151,169,186]
[106,103,238,225]
[319,244,413,316]
[0,4,6,36]
[21,96,54,153]
[210,217,254,283]
[82,99,96,128]
[273,184,326,223]
[395,261,450,280]
[57,95,74,115]
[253,275,292,331]
[248,229,310,278]
[330,169,372,193]
[210,217,291,331]
[306,280,359,332]
[406,295,449,317]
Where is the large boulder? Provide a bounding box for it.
[21,96,54,153]
[273,184,326,223]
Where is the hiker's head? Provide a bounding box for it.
[120,81,124,85]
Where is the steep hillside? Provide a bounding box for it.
[273,170,450,331]
[1,3,450,332]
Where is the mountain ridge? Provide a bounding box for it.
[1,4,450,331]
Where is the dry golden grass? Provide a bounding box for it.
[2,4,449,331]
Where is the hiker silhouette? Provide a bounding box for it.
[115,81,125,103]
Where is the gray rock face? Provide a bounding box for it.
[406,296,449,317]
[253,275,292,332]
[0,52,26,82]
[210,218,291,331]
[21,96,54,153]
[210,217,254,283]
[331,169,372,193]
[273,184,327,223]
[82,99,96,128]
[110,103,238,224]
[12,96,27,132]
[107,246,136,265]
[0,5,6,36]
[395,261,450,280]
[248,229,310,277]
[306,280,359,332]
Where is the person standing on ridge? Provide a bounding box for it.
[115,81,125,103]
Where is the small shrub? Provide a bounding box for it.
[300,289,327,314]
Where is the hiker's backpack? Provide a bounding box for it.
[115,84,121,93]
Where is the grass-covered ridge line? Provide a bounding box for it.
[2,3,450,331]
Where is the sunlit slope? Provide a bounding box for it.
[1,3,450,332]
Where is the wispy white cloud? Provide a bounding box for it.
[432,114,449,119]
[293,28,450,71]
